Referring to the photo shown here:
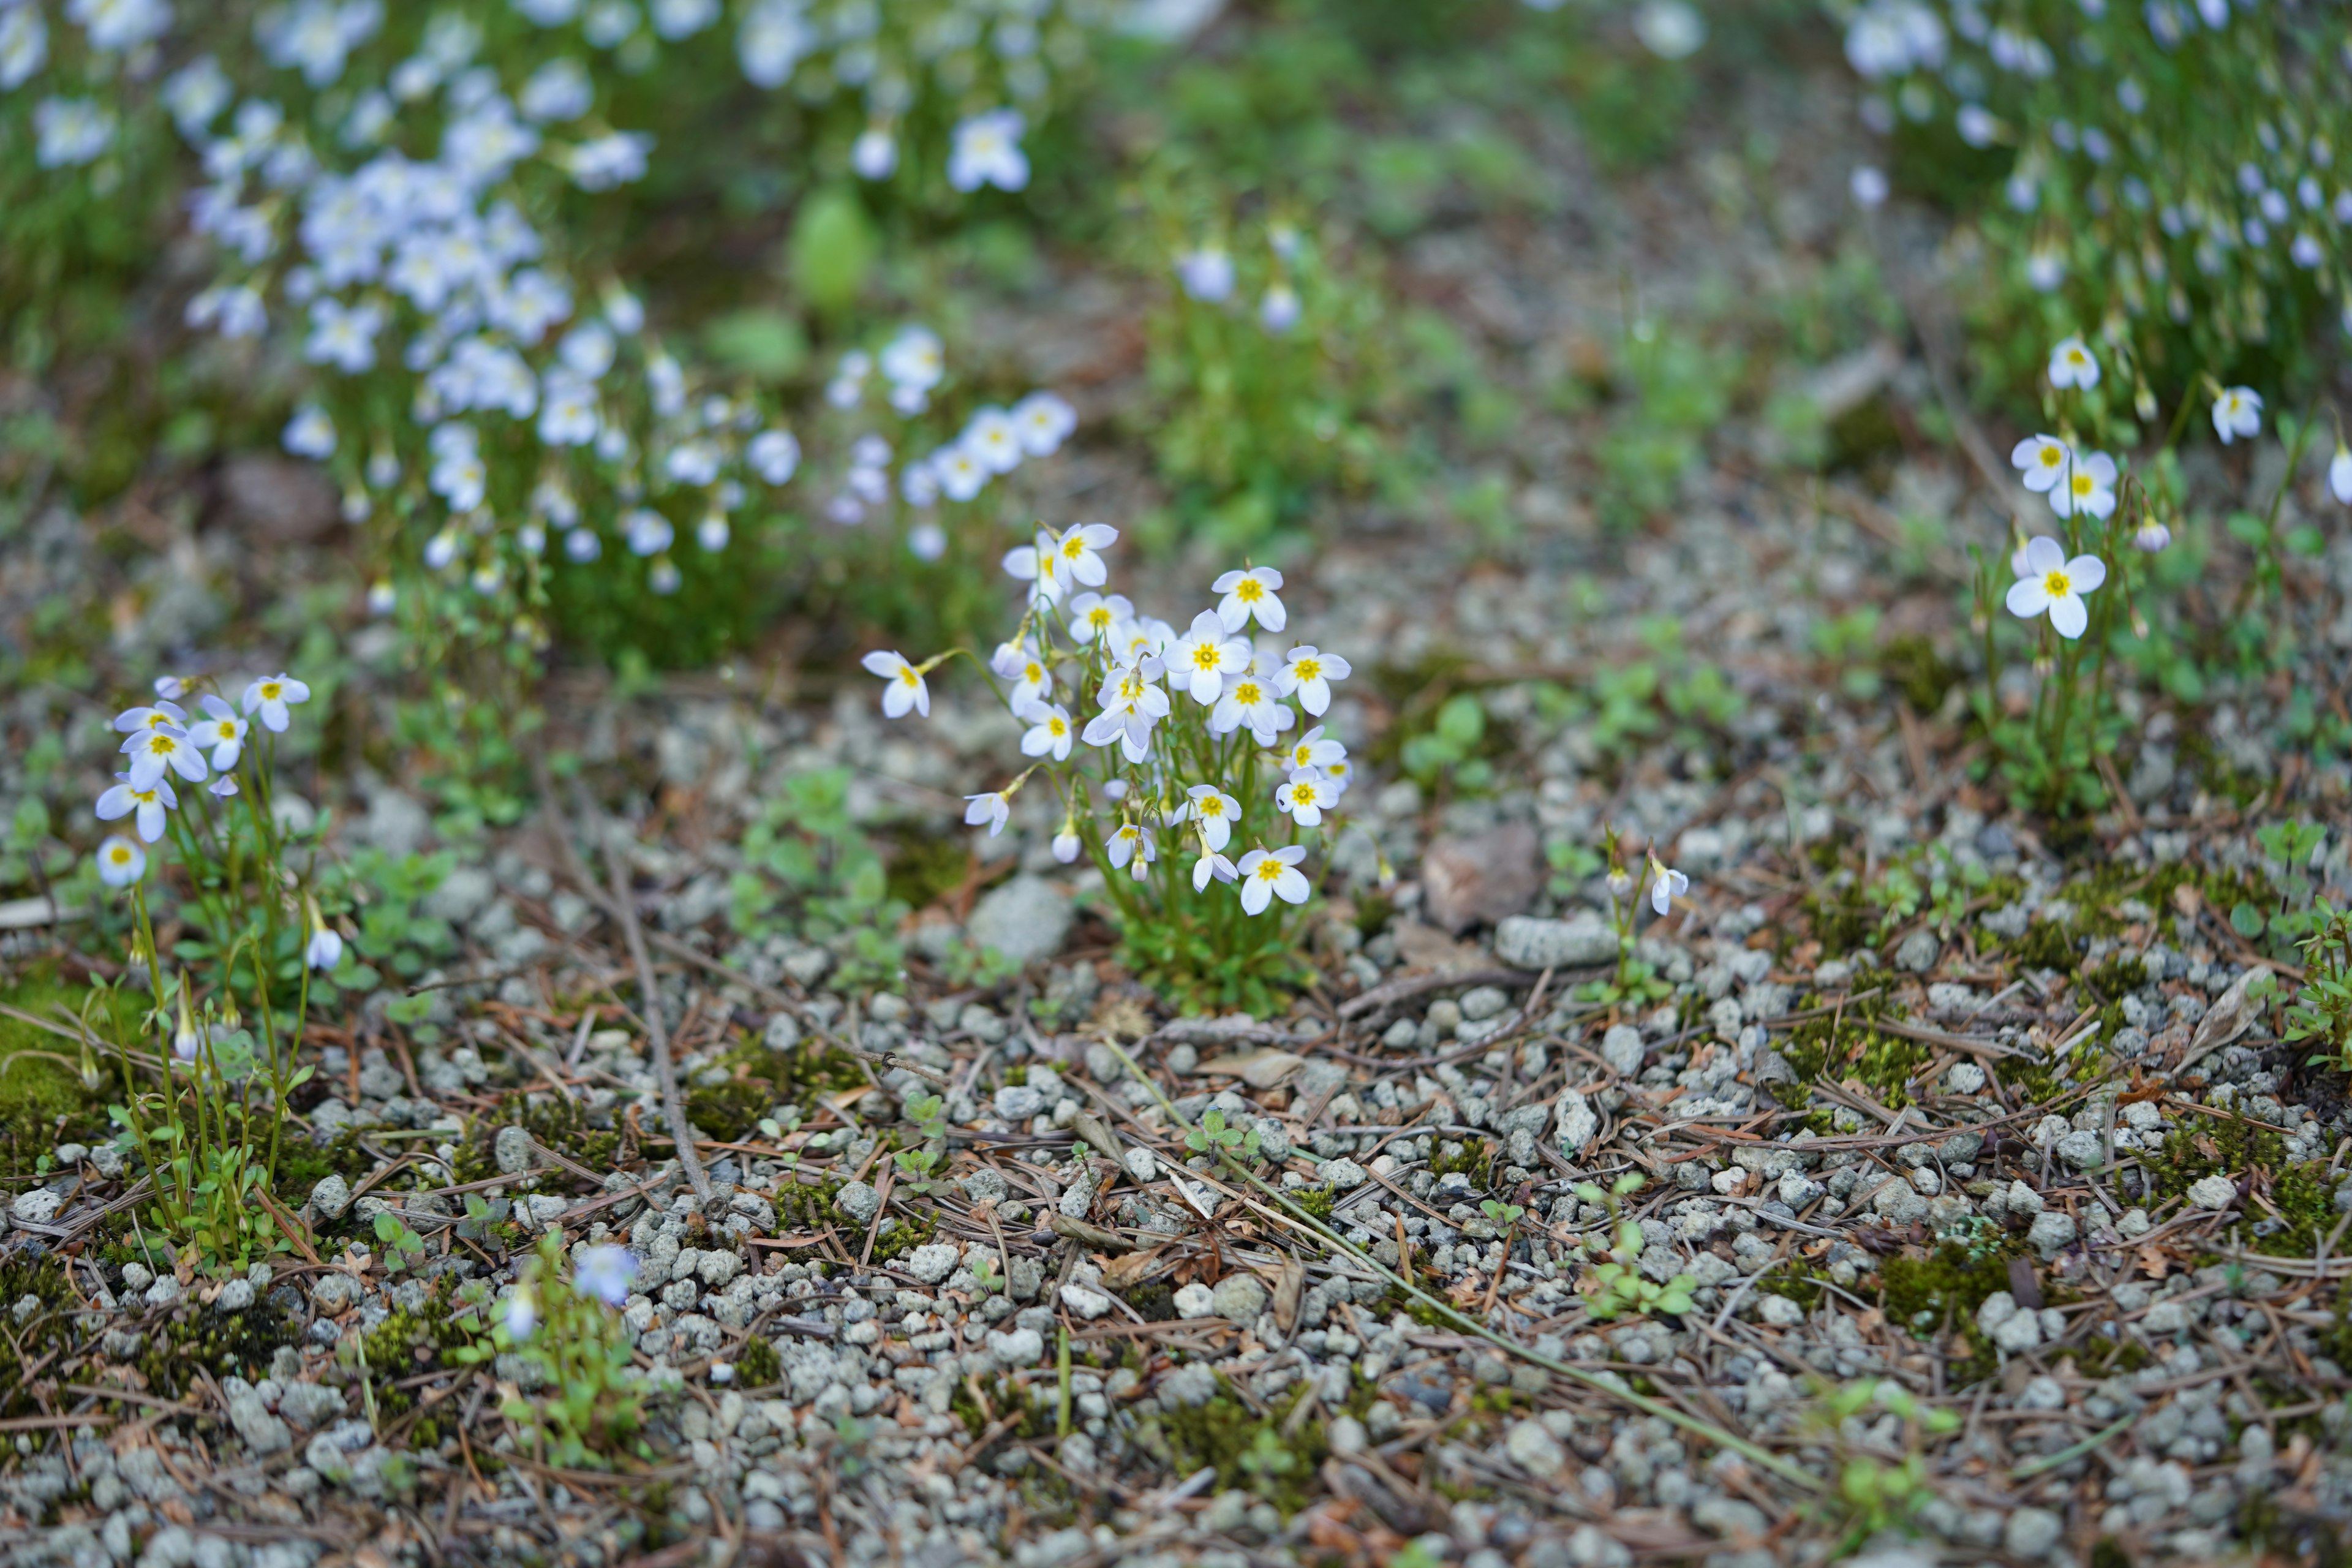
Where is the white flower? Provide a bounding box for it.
[1275,646,1349,715]
[963,409,1024,475]
[1001,529,1060,605]
[1284,725,1347,777]
[1185,785,1240,853]
[306,298,383,373]
[573,1245,638,1306]
[1067,592,1132,645]
[2005,537,2106,640]
[947,109,1028,194]
[861,651,929,718]
[565,131,654,191]
[34,97,115,168]
[880,327,944,398]
[208,776,239,799]
[97,774,177,843]
[538,375,601,446]
[2047,336,2100,390]
[306,913,343,972]
[1849,165,1889,208]
[96,835,146,888]
[520,57,594,121]
[1044,522,1117,589]
[748,429,801,485]
[2133,521,2171,553]
[852,126,897,179]
[937,446,990,504]
[1649,862,1689,916]
[1052,827,1080,864]
[283,406,337,460]
[194,696,249,770]
[0,7,48,91]
[2048,450,2117,519]
[242,673,311,733]
[963,791,1012,838]
[1169,611,1252,705]
[2010,434,2072,493]
[1209,671,1283,742]
[1012,393,1076,456]
[1175,247,1234,302]
[1020,703,1075,761]
[1236,845,1310,914]
[1106,821,1155,870]
[1275,767,1338,827]
[114,700,186,736]
[1633,0,1705,58]
[624,509,674,557]
[737,0,813,86]
[503,1287,537,1340]
[1259,282,1301,333]
[1084,663,1170,762]
[120,726,206,789]
[1191,850,1238,892]
[2212,386,2262,443]
[1212,567,1285,633]
[2332,445,2352,505]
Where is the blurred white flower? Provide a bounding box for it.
[34,98,116,168]
[283,406,337,459]
[948,109,1028,193]
[2005,537,2105,639]
[2049,450,2117,519]
[862,651,929,718]
[1633,1,1705,60]
[1175,247,1234,303]
[96,835,146,888]
[852,126,897,179]
[2211,385,2262,443]
[2048,336,2100,390]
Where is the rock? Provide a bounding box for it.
[278,1382,345,1431]
[994,1084,1046,1121]
[1321,1158,1368,1190]
[1123,1147,1158,1182]
[355,789,432,859]
[967,876,1072,968]
[1058,1284,1114,1319]
[1691,1496,1769,1540]
[835,1182,882,1225]
[304,1172,350,1223]
[2027,1211,2077,1257]
[216,1278,255,1312]
[9,1189,61,1226]
[1494,913,1616,970]
[1422,823,1542,933]
[1172,1283,1216,1319]
[227,1392,292,1455]
[1554,1090,1597,1153]
[907,1244,960,1285]
[1504,1417,1568,1477]
[2187,1174,2237,1210]
[2053,1128,2105,1172]
[1158,1363,1218,1406]
[696,1249,743,1288]
[1893,927,1941,973]
[145,1276,183,1308]
[494,1125,533,1175]
[1978,1291,2043,1354]
[1600,1024,1645,1077]
[1947,1062,1986,1094]
[88,1142,125,1180]
[219,454,340,542]
[1872,1182,1928,1226]
[422,865,496,926]
[1210,1273,1268,1322]
[984,1326,1045,1367]
[526,1194,569,1225]
[961,1167,1008,1207]
[2004,1506,2063,1558]
[311,1273,361,1314]
[1757,1294,1805,1327]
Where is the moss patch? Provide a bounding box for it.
[1779,995,1936,1109]
[0,969,129,1182]
[451,1090,631,1186]
[683,1038,867,1144]
[1155,1375,1330,1514]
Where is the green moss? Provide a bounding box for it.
[1879,1229,2030,1340]
[1291,1185,1336,1224]
[882,832,970,913]
[1125,1282,1178,1322]
[0,969,129,1182]
[450,1090,628,1186]
[271,1126,379,1207]
[2144,1114,2329,1251]
[864,1205,938,1263]
[1802,878,1873,958]
[775,1175,845,1230]
[1428,1137,1493,1185]
[1880,634,1959,716]
[950,1372,1052,1444]
[1779,995,1936,1109]
[734,1333,781,1390]
[682,1038,867,1144]
[356,1274,483,1418]
[127,1291,304,1401]
[1155,1375,1330,1514]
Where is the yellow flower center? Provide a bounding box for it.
[1256,860,1285,882]
[899,669,920,687]
[1200,798,1224,818]
[2038,447,2062,469]
[1087,609,1111,629]
[1191,646,1219,670]
[2071,473,2094,496]
[260,682,282,699]
[1294,658,1320,680]
[2043,570,2072,597]
[1048,717,1066,736]
[1233,683,1261,704]
[1025,663,1043,683]
[1291,786,1314,805]
[1235,580,1262,602]
[1060,539,1085,560]
[151,736,176,754]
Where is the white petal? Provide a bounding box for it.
[2022,535,2067,574]
[2067,554,2106,592]
[2048,593,2088,639]
[2005,578,2051,619]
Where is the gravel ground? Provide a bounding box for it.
[7,36,2352,1568]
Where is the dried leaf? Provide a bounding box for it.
[1272,1258,1306,1333]
[1072,1109,1123,1158]
[1102,1248,1169,1291]
[2176,965,2267,1072]
[1197,1050,1306,1089]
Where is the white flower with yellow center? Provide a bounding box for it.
[990,639,1052,707]
[1275,644,1349,715]
[194,696,249,770]
[2004,536,2106,639]
[1236,845,1310,914]
[1110,616,1173,673]
[97,772,176,843]
[2047,335,2099,390]
[2332,445,2352,505]
[964,409,1023,475]
[1067,592,1131,646]
[1210,674,1284,742]
[114,699,187,736]
[1048,522,1118,589]
[1169,611,1251,705]
[241,673,310,733]
[1106,821,1155,871]
[1648,857,1689,916]
[1212,567,1286,633]
[96,834,145,888]
[2009,433,2071,494]
[1019,702,1074,761]
[963,791,1011,838]
[1183,785,1240,853]
[1192,848,1238,893]
[937,445,990,504]
[2048,450,2117,519]
[1083,663,1169,763]
[2211,386,2262,444]
[121,725,207,789]
[1286,726,1347,777]
[861,650,929,718]
[1275,767,1338,827]
[1001,529,1061,605]
[948,108,1028,194]
[1012,393,1076,457]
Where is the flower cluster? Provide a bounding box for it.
[864,526,1356,921]
[1841,0,2351,356]
[93,672,308,880]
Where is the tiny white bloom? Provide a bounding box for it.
[504,1287,537,1340]
[2048,450,2117,520]
[1275,767,1338,827]
[1235,844,1310,915]
[2005,536,2106,640]
[1169,611,1252,705]
[2212,386,2262,443]
[2330,445,2352,505]
[1209,672,1283,742]
[2133,520,2171,553]
[1106,821,1154,870]
[2047,335,2100,390]
[115,700,186,736]
[948,108,1028,193]
[97,774,177,843]
[852,126,897,179]
[748,429,801,484]
[120,726,207,789]
[1046,522,1118,589]
[1285,725,1347,776]
[306,915,343,971]
[283,405,337,459]
[1175,247,1234,302]
[1259,282,1301,333]
[1649,862,1689,916]
[194,695,249,770]
[1275,646,1349,715]
[1212,566,1285,633]
[861,650,929,718]
[1066,591,1132,645]
[2009,434,2071,493]
[963,791,1012,838]
[1011,392,1076,456]
[1185,785,1240,853]
[1052,827,1080,864]
[963,409,1023,475]
[208,775,239,799]
[574,1246,638,1306]
[1020,703,1075,761]
[1192,850,1238,892]
[96,834,146,888]
[241,673,311,733]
